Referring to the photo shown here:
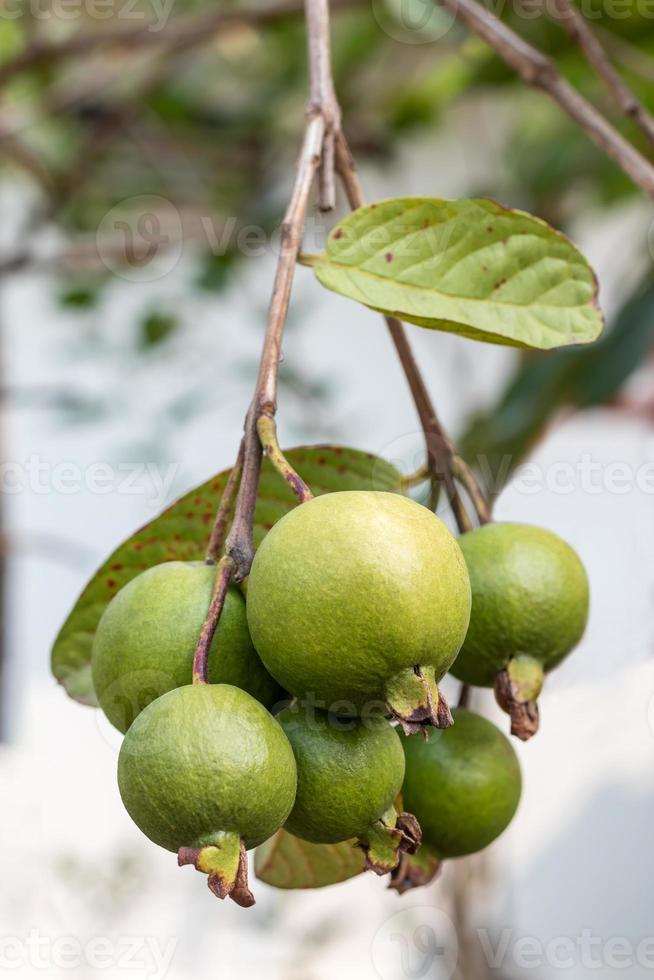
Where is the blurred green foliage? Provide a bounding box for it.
[460,278,654,496]
[1,0,654,461]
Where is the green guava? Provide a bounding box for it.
[246,491,471,731]
[92,561,284,733]
[118,683,297,906]
[393,708,521,890]
[277,705,418,872]
[450,522,589,739]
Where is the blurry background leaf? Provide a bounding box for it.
[255,830,366,889]
[138,311,179,349]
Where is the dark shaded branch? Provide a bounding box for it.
[334,132,475,534]
[206,440,244,563]
[434,0,654,197]
[543,0,654,148]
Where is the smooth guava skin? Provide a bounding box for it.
[92,561,284,733]
[118,684,297,852]
[402,708,521,858]
[450,522,590,687]
[278,706,405,843]
[246,491,471,714]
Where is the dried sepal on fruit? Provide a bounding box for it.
[247,491,471,732]
[118,684,297,906]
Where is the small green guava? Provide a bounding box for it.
[92,561,284,732]
[246,491,471,731]
[450,522,589,739]
[392,708,521,892]
[118,683,297,906]
[277,705,419,873]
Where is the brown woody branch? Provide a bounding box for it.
[434,0,654,198]
[192,1,331,680]
[334,131,481,534]
[542,0,654,149]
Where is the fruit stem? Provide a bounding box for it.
[211,0,335,584]
[450,455,492,525]
[332,133,480,536]
[296,251,322,267]
[257,413,314,504]
[457,682,472,709]
[192,554,235,684]
[401,463,430,490]
[206,439,244,563]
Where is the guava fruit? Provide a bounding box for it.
[277,705,420,873]
[118,683,297,906]
[450,522,589,739]
[246,491,471,732]
[392,708,521,893]
[92,561,284,733]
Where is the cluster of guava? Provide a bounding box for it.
[92,489,588,904]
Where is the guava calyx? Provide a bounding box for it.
[178,832,254,908]
[389,845,442,895]
[385,666,453,736]
[494,655,544,742]
[358,806,422,876]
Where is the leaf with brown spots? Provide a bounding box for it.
[255,830,366,890]
[51,445,403,706]
[311,197,603,350]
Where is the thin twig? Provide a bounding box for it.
[450,455,491,525]
[457,683,471,709]
[192,554,235,684]
[401,463,430,490]
[224,111,324,581]
[333,131,475,534]
[192,1,329,680]
[257,414,314,503]
[434,0,654,198]
[306,0,341,211]
[595,27,654,84]
[542,0,654,148]
[206,440,244,563]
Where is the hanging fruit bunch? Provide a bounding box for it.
[51,3,600,907]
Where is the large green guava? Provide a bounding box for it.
[92,561,284,732]
[246,491,471,730]
[277,705,416,872]
[400,707,521,863]
[451,522,589,686]
[450,522,589,739]
[118,683,297,905]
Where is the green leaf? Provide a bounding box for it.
[311,198,603,350]
[255,831,365,889]
[138,312,178,349]
[51,446,402,706]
